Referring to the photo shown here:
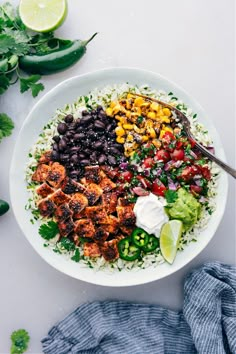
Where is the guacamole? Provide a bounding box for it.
[165,188,202,231]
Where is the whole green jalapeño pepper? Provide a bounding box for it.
[118,238,141,261]
[19,33,97,75]
[131,227,149,248]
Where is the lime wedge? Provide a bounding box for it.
[19,0,68,33]
[160,220,183,264]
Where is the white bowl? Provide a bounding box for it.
[10,68,228,287]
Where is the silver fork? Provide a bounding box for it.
[132,93,236,179]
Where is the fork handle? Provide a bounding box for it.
[190,136,236,179]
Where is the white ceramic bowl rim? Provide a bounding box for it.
[10,67,228,287]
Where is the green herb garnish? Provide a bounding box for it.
[39,221,59,240]
[0,113,14,142]
[165,190,178,203]
[10,329,30,354]
[71,248,80,262]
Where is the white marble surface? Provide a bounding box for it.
[0,0,235,353]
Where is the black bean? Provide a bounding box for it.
[98,111,106,120]
[80,159,90,165]
[110,147,121,155]
[103,141,109,150]
[52,142,59,151]
[80,115,93,125]
[57,122,68,135]
[51,151,59,161]
[98,154,107,164]
[90,109,97,116]
[67,123,77,131]
[83,148,92,155]
[60,153,70,161]
[82,110,89,116]
[70,146,80,154]
[109,132,116,139]
[70,171,80,179]
[65,131,74,139]
[87,130,96,139]
[107,155,117,166]
[93,141,103,149]
[52,135,60,143]
[64,114,74,123]
[113,143,123,151]
[96,105,103,112]
[76,125,84,132]
[71,154,79,164]
[78,152,86,160]
[58,139,67,151]
[94,120,105,129]
[106,124,113,132]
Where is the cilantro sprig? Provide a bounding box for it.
[0,113,14,142]
[10,329,30,354]
[39,221,59,240]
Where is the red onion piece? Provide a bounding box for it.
[119,162,129,170]
[206,146,215,155]
[167,176,177,190]
[133,187,150,196]
[164,161,174,171]
[173,160,183,168]
[199,196,208,203]
[189,150,198,159]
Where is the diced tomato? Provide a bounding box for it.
[152,179,167,197]
[143,157,154,168]
[171,149,185,161]
[161,131,175,143]
[189,138,196,148]
[199,166,211,180]
[178,166,198,182]
[119,171,133,183]
[176,141,183,149]
[136,175,152,189]
[155,149,170,163]
[190,185,203,195]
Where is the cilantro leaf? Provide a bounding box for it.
[4,28,30,44]
[0,113,14,142]
[71,248,80,262]
[10,329,30,354]
[20,75,45,97]
[165,190,178,203]
[39,221,59,240]
[0,34,15,54]
[59,237,76,252]
[0,74,10,94]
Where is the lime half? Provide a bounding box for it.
[160,220,183,264]
[19,0,68,33]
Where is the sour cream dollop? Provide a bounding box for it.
[134,193,169,237]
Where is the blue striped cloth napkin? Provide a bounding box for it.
[42,262,236,354]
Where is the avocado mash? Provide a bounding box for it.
[165,188,201,231]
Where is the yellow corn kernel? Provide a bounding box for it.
[147,127,156,139]
[126,134,134,142]
[127,93,134,99]
[163,107,171,117]
[106,107,113,116]
[126,100,132,110]
[110,101,117,109]
[164,126,173,133]
[152,139,162,148]
[160,116,171,123]
[147,111,156,119]
[150,102,159,112]
[160,129,166,139]
[123,124,134,130]
[115,126,125,136]
[119,117,127,124]
[145,119,154,128]
[117,122,122,126]
[134,107,141,115]
[142,135,149,142]
[133,125,145,134]
[113,105,121,114]
[116,136,125,144]
[134,97,144,107]
[125,110,131,118]
[156,109,164,117]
